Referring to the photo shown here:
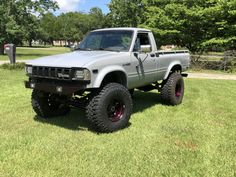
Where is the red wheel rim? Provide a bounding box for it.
[175,81,182,97]
[107,100,125,122]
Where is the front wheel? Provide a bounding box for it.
[161,73,185,105]
[32,90,70,118]
[86,83,133,133]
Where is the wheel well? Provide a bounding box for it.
[164,64,182,80]
[170,65,182,73]
[101,71,127,87]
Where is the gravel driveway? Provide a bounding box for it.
[188,73,236,81]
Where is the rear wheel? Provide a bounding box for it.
[161,73,184,105]
[86,83,133,133]
[32,90,70,118]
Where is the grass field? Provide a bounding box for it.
[0,69,236,177]
[0,47,70,61]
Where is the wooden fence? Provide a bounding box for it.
[190,50,236,72]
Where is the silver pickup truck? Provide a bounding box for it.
[25,28,190,132]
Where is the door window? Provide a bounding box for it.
[134,33,152,51]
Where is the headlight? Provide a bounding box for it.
[25,66,33,75]
[74,69,91,81]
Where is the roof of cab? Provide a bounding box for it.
[92,27,151,33]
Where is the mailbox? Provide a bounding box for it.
[4,44,16,64]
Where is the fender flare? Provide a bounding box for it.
[93,65,128,88]
[163,61,182,80]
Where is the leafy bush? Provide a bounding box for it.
[0,62,25,70]
[200,37,236,52]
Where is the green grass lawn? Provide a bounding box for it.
[0,69,235,177]
[0,47,70,61]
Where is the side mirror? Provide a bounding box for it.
[140,45,151,53]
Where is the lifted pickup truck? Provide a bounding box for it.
[25,28,190,132]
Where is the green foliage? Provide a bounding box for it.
[140,0,217,51]
[109,0,144,27]
[40,13,57,45]
[0,0,58,54]
[201,37,236,51]
[109,0,236,52]
[40,8,109,45]
[0,62,25,70]
[0,0,110,50]
[22,15,42,47]
[89,7,105,29]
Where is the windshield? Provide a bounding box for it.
[78,30,133,52]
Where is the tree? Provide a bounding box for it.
[109,0,144,27]
[102,13,113,28]
[141,0,236,52]
[200,0,236,51]
[52,8,107,45]
[0,0,58,54]
[139,0,221,52]
[22,15,42,47]
[55,12,84,44]
[89,7,105,29]
[40,13,57,45]
[108,0,236,52]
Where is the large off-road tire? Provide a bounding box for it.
[32,90,70,118]
[86,83,133,133]
[161,73,185,105]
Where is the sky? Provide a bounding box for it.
[54,0,111,14]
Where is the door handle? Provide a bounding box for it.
[122,63,131,66]
[150,53,155,57]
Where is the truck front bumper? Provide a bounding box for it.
[25,79,89,95]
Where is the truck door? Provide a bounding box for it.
[129,32,157,88]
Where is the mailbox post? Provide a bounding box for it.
[4,44,16,64]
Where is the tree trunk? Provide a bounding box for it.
[50,39,54,46]
[29,39,32,47]
[0,43,4,55]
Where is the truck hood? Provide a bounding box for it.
[26,51,122,68]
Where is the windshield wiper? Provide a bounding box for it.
[75,48,92,51]
[94,48,105,51]
[94,48,120,52]
[77,47,120,52]
[105,49,121,52]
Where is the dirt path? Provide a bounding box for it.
[188,73,236,81]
